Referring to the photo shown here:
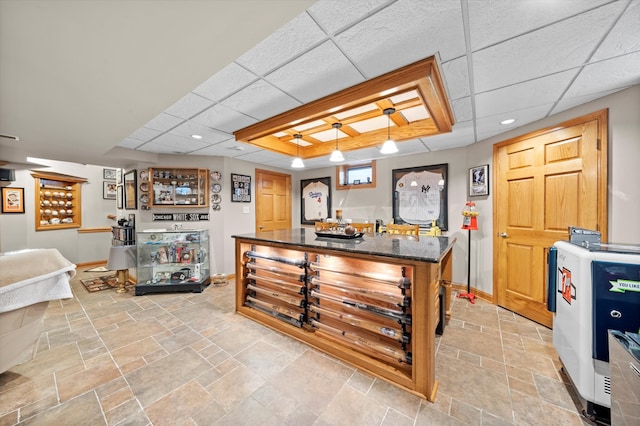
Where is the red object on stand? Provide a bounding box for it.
[458,202,478,303]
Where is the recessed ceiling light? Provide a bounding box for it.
[500,118,516,125]
[191,134,203,139]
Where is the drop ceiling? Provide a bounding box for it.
[1,0,639,170]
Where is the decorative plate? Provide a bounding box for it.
[140,170,149,180]
[211,194,221,204]
[210,171,221,181]
[211,183,222,193]
[139,182,149,192]
[212,204,221,211]
[140,194,149,204]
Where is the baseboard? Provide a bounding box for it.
[77,260,107,268]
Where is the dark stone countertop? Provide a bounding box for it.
[232,228,455,263]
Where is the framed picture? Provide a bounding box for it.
[1,187,25,214]
[469,164,489,196]
[103,168,117,180]
[116,168,123,185]
[300,176,331,225]
[392,163,448,230]
[231,173,251,202]
[103,181,117,200]
[116,185,123,209]
[124,170,137,209]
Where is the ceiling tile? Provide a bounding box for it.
[191,103,258,134]
[475,104,554,142]
[468,0,613,51]
[475,69,578,119]
[441,57,470,100]
[565,51,640,98]
[592,0,640,61]
[421,122,474,151]
[143,112,184,132]
[220,79,301,120]
[307,0,390,35]
[137,141,190,154]
[551,87,624,115]
[148,133,211,151]
[169,121,231,144]
[192,62,257,102]
[165,93,214,120]
[235,149,289,163]
[118,138,146,149]
[451,97,473,123]
[127,127,162,143]
[472,2,623,93]
[334,0,465,78]
[265,40,365,103]
[236,12,328,76]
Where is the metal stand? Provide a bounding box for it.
[457,229,476,303]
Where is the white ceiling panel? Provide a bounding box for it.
[126,127,162,143]
[451,97,473,123]
[564,51,640,98]
[220,79,301,120]
[235,149,290,164]
[475,69,578,119]
[308,0,390,36]
[475,104,555,142]
[421,122,475,151]
[146,133,211,151]
[165,93,214,120]
[472,2,624,93]
[551,87,625,115]
[191,103,257,134]
[592,1,640,61]
[118,138,146,150]
[265,40,365,103]
[467,0,613,51]
[142,112,184,132]
[235,12,327,76]
[169,121,230,144]
[441,57,470,100]
[192,62,257,102]
[335,0,466,78]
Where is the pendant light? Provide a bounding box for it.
[380,107,399,154]
[330,123,345,162]
[291,133,305,168]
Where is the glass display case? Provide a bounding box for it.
[135,229,210,295]
[149,168,209,207]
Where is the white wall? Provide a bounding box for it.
[2,86,638,297]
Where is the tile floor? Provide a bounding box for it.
[0,269,590,425]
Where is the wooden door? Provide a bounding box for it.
[493,110,607,327]
[255,169,292,232]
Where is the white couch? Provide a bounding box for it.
[0,249,75,374]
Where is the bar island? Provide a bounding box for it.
[233,228,455,401]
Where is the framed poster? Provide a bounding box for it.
[124,169,137,210]
[469,164,489,196]
[103,168,117,180]
[116,185,123,209]
[231,173,251,202]
[103,181,117,200]
[300,176,331,225]
[1,187,25,213]
[392,163,448,230]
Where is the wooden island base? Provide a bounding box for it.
[233,229,454,401]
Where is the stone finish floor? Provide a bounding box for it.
[0,269,589,425]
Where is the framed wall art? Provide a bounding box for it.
[231,173,251,202]
[392,163,448,230]
[300,176,331,225]
[103,181,117,200]
[116,185,123,209]
[103,168,117,180]
[469,164,489,197]
[1,187,25,214]
[124,170,137,210]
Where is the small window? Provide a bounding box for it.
[336,160,376,190]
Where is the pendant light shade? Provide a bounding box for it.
[380,107,399,154]
[330,123,345,162]
[291,133,305,168]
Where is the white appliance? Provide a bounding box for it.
[547,240,640,423]
[608,330,640,425]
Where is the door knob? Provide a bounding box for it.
[498,232,509,238]
[259,225,264,230]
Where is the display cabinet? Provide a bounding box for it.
[32,172,86,231]
[149,168,209,207]
[135,229,210,295]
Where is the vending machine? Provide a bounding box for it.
[547,236,640,423]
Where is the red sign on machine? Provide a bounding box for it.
[558,267,577,304]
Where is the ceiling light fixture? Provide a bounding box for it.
[500,118,516,125]
[380,108,399,154]
[191,134,203,139]
[291,134,305,168]
[330,123,345,162]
